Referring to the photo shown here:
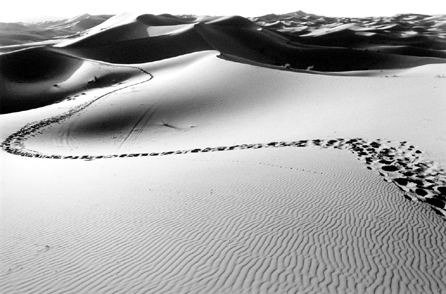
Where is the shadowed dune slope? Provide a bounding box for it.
[0,48,82,113]
[60,22,151,47]
[0,47,138,114]
[194,21,446,71]
[253,12,446,59]
[0,47,81,82]
[53,27,214,64]
[50,14,446,70]
[277,29,446,59]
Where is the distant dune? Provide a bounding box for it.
[1,11,446,294]
[0,14,111,47]
[1,12,445,113]
[51,13,446,68]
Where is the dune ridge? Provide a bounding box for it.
[2,12,445,114]
[25,13,446,70]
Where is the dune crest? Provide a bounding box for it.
[44,12,446,68]
[1,12,445,113]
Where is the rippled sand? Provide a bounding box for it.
[2,148,446,293]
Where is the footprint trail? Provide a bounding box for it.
[1,67,445,220]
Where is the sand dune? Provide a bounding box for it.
[1,147,445,293]
[2,50,445,215]
[39,13,445,69]
[11,51,444,162]
[0,47,143,113]
[0,14,110,48]
[1,11,446,294]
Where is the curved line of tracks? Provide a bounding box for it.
[1,64,445,220]
[2,62,153,157]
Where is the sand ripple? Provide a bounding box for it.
[1,148,445,293]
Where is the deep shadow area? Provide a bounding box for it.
[52,14,446,71]
[0,48,84,113]
[0,47,82,82]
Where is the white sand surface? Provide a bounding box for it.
[300,23,357,37]
[1,146,446,294]
[54,13,142,47]
[1,49,446,293]
[147,24,196,37]
[15,51,446,165]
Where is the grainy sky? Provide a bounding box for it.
[1,0,445,22]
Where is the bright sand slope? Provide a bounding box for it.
[16,51,446,165]
[1,51,446,293]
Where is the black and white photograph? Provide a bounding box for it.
[1,1,446,293]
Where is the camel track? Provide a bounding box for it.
[1,64,445,219]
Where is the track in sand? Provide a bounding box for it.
[1,64,445,220]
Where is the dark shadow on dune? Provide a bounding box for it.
[0,47,138,114]
[52,27,214,64]
[52,14,446,71]
[59,106,159,138]
[0,47,81,82]
[46,92,214,138]
[0,47,84,114]
[196,19,446,71]
[59,22,151,47]
[2,12,446,114]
